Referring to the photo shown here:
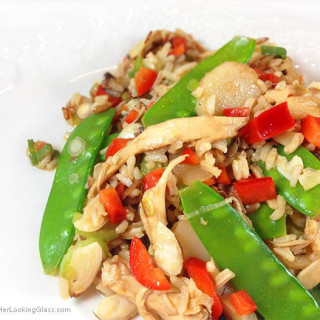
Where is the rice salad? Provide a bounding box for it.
[28,29,320,320]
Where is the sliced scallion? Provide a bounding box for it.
[68,137,86,157]
[69,173,79,185]
[28,139,38,166]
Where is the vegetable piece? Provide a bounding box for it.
[234,177,277,205]
[301,115,320,148]
[105,138,132,159]
[89,116,247,197]
[142,36,256,126]
[180,181,320,320]
[28,139,38,166]
[258,72,280,84]
[98,132,119,162]
[143,167,165,191]
[68,137,86,157]
[129,237,171,290]
[39,109,115,274]
[217,165,231,185]
[115,182,127,199]
[169,37,187,56]
[223,107,250,117]
[185,257,223,320]
[36,143,53,161]
[257,146,320,217]
[250,203,287,239]
[181,148,200,165]
[125,110,139,124]
[94,84,122,107]
[99,187,127,224]
[261,45,287,59]
[230,290,257,316]
[135,67,158,96]
[239,102,295,144]
[128,56,143,78]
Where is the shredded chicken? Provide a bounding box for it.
[297,258,320,290]
[101,256,212,320]
[140,156,186,275]
[88,116,247,198]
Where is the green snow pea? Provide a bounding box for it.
[142,36,256,127]
[261,45,287,59]
[180,181,320,320]
[250,203,287,239]
[39,109,115,274]
[257,145,320,217]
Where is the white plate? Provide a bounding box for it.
[1,0,320,319]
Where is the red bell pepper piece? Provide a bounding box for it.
[230,290,257,316]
[147,101,155,110]
[254,68,280,84]
[234,177,277,205]
[170,37,187,56]
[181,148,200,165]
[116,182,127,200]
[135,67,158,96]
[301,115,320,148]
[129,237,171,290]
[223,107,250,117]
[125,110,139,124]
[143,168,165,191]
[34,141,47,152]
[185,257,223,320]
[106,138,133,159]
[217,166,231,185]
[99,187,127,223]
[94,84,122,107]
[239,102,295,144]
[203,177,216,186]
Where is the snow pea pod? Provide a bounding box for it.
[257,146,320,217]
[250,203,286,239]
[180,181,320,320]
[39,109,115,274]
[142,36,256,127]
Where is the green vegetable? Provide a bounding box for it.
[142,36,256,127]
[257,146,320,217]
[140,157,163,175]
[261,45,287,59]
[73,212,117,255]
[250,203,287,239]
[39,109,115,274]
[36,143,53,161]
[128,56,143,78]
[180,181,320,320]
[27,139,38,166]
[98,132,119,162]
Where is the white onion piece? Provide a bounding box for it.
[173,164,212,185]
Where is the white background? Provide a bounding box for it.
[0,0,319,319]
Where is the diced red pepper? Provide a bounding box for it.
[223,107,250,117]
[106,138,133,159]
[217,166,231,185]
[143,168,165,191]
[169,37,187,56]
[230,290,257,316]
[116,182,127,200]
[135,67,158,96]
[99,187,127,223]
[129,237,171,290]
[181,148,200,165]
[203,177,216,186]
[185,257,223,320]
[234,177,277,205]
[125,110,139,124]
[94,84,122,107]
[301,115,320,148]
[254,68,280,83]
[239,102,295,144]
